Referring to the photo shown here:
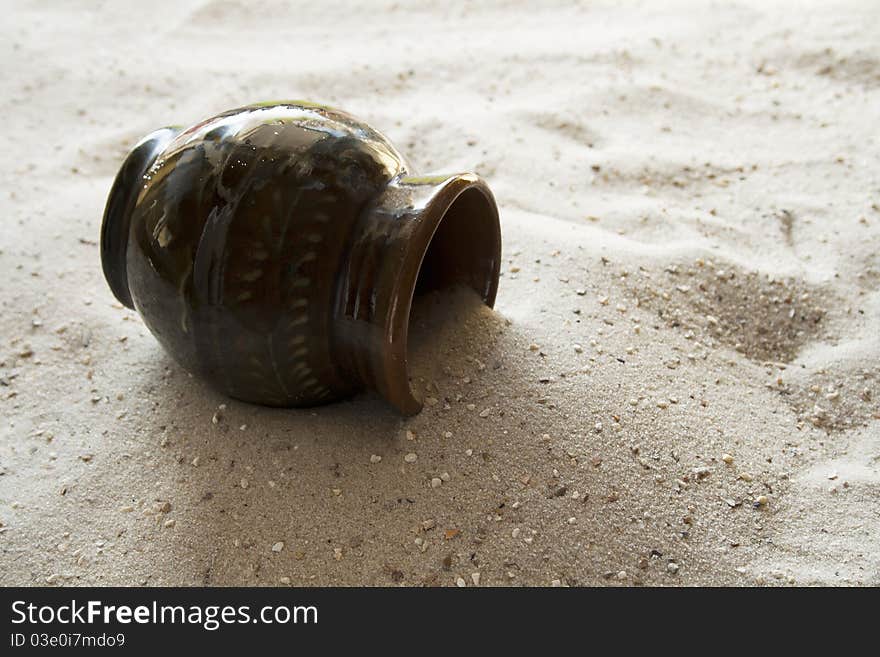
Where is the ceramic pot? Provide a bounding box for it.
[100,102,501,414]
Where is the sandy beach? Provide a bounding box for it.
[1,0,878,586]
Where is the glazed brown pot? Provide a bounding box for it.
[101,101,501,414]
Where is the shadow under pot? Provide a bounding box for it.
[100,101,501,415]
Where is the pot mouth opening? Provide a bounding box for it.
[388,179,501,415]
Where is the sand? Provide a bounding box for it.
[1,0,878,586]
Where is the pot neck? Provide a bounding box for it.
[331,173,501,415]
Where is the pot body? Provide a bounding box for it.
[101,102,501,414]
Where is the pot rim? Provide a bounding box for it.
[381,173,501,415]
